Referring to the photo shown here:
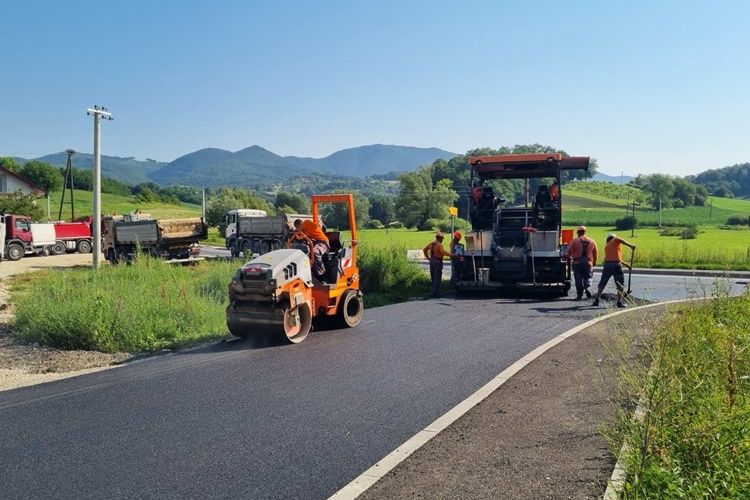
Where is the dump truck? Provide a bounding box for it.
[226,194,363,343]
[102,214,208,264]
[1,214,57,261]
[455,153,590,295]
[50,217,94,255]
[224,209,313,257]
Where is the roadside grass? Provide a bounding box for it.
[357,244,431,307]
[203,227,225,246]
[605,287,750,498]
[12,257,239,352]
[9,245,428,351]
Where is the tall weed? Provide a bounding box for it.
[607,286,750,498]
[358,244,431,306]
[14,258,236,352]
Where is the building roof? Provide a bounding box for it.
[0,165,49,197]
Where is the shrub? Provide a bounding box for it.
[658,227,683,236]
[681,225,699,239]
[364,219,384,229]
[388,221,404,229]
[357,245,430,306]
[615,216,637,230]
[726,214,748,226]
[712,186,734,198]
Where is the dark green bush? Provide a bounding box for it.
[681,225,699,239]
[725,214,748,226]
[615,216,638,230]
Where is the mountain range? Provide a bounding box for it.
[26,144,458,187]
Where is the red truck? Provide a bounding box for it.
[51,217,93,254]
[1,214,58,261]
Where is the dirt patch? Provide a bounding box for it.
[0,254,134,391]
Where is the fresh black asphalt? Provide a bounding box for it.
[0,275,743,499]
[0,296,599,499]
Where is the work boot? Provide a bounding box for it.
[573,295,582,301]
[617,301,626,308]
[585,289,592,299]
[592,299,599,307]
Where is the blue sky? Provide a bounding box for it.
[1,0,748,177]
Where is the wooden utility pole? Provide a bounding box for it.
[58,149,76,221]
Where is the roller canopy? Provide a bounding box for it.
[469,154,590,180]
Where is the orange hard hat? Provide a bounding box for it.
[453,231,462,239]
[436,232,445,239]
[577,225,587,232]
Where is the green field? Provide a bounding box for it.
[46,189,202,220]
[40,185,750,270]
[563,188,750,228]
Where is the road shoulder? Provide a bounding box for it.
[359,307,664,499]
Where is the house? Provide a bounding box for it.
[0,166,48,199]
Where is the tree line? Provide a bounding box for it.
[5,147,744,230]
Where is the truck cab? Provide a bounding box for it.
[224,209,267,241]
[1,214,57,261]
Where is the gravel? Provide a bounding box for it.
[0,254,133,392]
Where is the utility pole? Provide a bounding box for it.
[59,149,76,221]
[625,192,630,216]
[631,201,637,238]
[658,197,662,228]
[86,106,113,270]
[709,199,713,219]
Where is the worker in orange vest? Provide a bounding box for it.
[294,219,330,283]
[549,182,560,202]
[593,234,636,308]
[423,232,455,298]
[566,226,598,300]
[449,231,463,286]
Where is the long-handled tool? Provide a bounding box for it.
[522,227,537,285]
[624,246,635,297]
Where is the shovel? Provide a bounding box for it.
[624,246,635,297]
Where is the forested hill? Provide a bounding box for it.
[284,145,457,178]
[688,162,750,197]
[36,153,166,185]
[23,144,457,188]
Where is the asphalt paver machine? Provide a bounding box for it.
[456,153,590,295]
[226,194,363,343]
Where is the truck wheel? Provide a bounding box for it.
[260,241,271,255]
[108,249,119,265]
[76,240,92,253]
[240,240,252,257]
[7,244,24,261]
[52,241,66,255]
[338,289,364,328]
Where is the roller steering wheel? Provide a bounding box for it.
[288,231,315,268]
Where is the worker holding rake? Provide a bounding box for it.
[592,234,635,308]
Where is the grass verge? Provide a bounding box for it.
[606,285,750,498]
[12,258,240,352]
[358,244,431,307]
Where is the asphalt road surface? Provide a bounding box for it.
[0,272,745,499]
